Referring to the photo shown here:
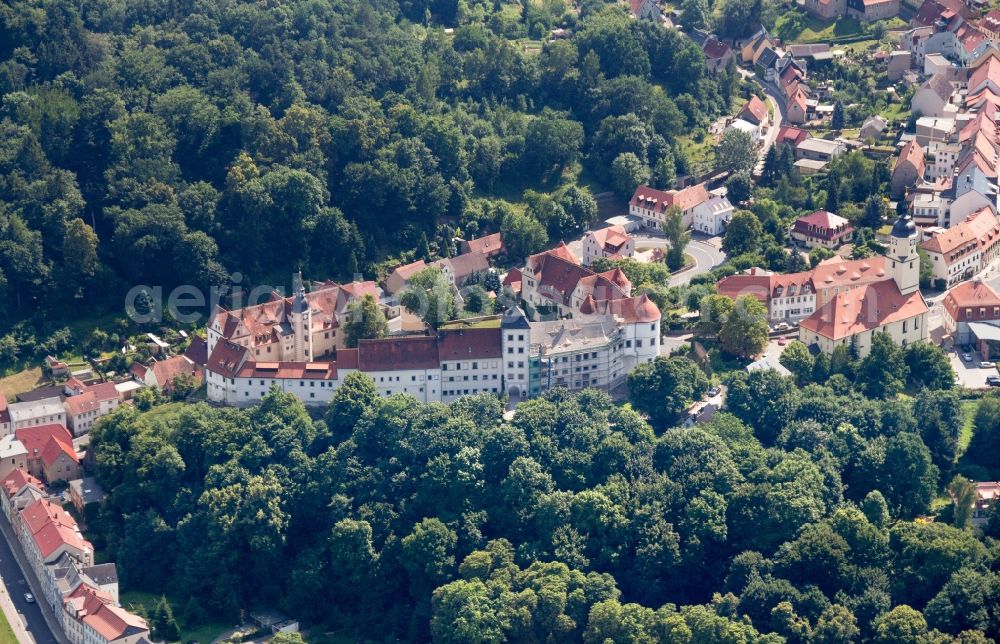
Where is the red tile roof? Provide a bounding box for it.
[149,355,202,389]
[943,280,1000,322]
[236,361,339,380]
[716,270,773,303]
[65,584,147,641]
[921,207,1000,256]
[776,125,810,148]
[528,247,611,306]
[702,38,731,60]
[212,280,375,345]
[20,498,92,559]
[810,256,887,288]
[739,96,769,125]
[894,140,926,179]
[799,280,928,340]
[796,210,850,230]
[16,424,73,460]
[64,383,118,418]
[357,336,441,371]
[40,435,76,469]
[913,0,974,27]
[463,232,505,257]
[183,336,208,367]
[206,340,250,379]
[629,183,710,215]
[793,210,853,241]
[970,55,1000,94]
[437,328,502,361]
[589,225,632,253]
[390,260,428,282]
[1,470,43,498]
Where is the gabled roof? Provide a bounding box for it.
[437,327,502,361]
[20,498,92,559]
[149,355,201,388]
[943,279,1000,314]
[629,184,710,215]
[589,225,632,253]
[65,584,147,641]
[703,38,732,60]
[390,260,427,282]
[40,434,77,469]
[716,269,773,303]
[64,383,118,417]
[919,73,957,103]
[183,336,208,367]
[739,96,769,125]
[357,336,440,371]
[969,54,1000,93]
[756,47,779,69]
[1,470,43,498]
[894,140,926,177]
[16,424,74,461]
[437,251,489,283]
[776,125,810,147]
[206,340,250,379]
[799,280,928,340]
[810,256,887,288]
[921,207,1000,256]
[462,232,505,257]
[913,0,974,27]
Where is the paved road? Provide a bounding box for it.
[568,231,726,286]
[754,77,788,174]
[0,513,60,644]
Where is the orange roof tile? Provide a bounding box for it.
[799,280,929,340]
[921,207,1000,256]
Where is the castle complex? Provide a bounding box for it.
[205,249,661,406]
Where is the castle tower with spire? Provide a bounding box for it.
[290,272,313,361]
[887,211,920,296]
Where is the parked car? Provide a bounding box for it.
[775,322,790,332]
[707,386,721,397]
[23,593,33,603]
[778,337,787,346]
[987,375,1000,387]
[963,353,973,362]
[981,361,996,369]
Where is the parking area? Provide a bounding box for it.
[949,346,999,389]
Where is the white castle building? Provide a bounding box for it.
[205,254,661,407]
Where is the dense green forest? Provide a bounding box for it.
[88,365,1000,641]
[0,0,737,338]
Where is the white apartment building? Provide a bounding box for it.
[691,196,735,235]
[8,398,66,432]
[921,207,1000,285]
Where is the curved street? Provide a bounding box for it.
[627,233,727,286]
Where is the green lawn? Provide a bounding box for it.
[141,401,189,424]
[958,399,978,456]
[120,591,231,644]
[0,607,18,644]
[675,136,715,177]
[0,367,45,398]
[880,101,910,125]
[791,15,863,42]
